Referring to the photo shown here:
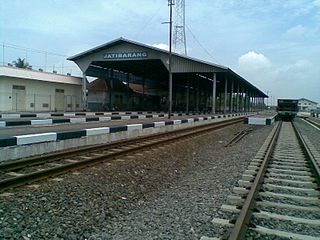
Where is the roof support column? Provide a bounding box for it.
[186,81,189,113]
[245,90,248,112]
[248,92,251,112]
[224,78,228,114]
[212,72,216,114]
[142,75,145,110]
[244,89,247,112]
[255,95,257,112]
[109,70,114,110]
[241,88,244,112]
[196,78,200,112]
[250,92,253,112]
[229,80,234,112]
[251,93,254,112]
[82,72,87,111]
[219,92,222,113]
[236,83,240,112]
[126,73,130,110]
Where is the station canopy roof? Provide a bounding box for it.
[68,37,268,98]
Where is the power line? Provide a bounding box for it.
[186,25,220,64]
[2,43,68,57]
[134,3,165,38]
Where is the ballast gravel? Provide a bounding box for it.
[0,122,273,240]
[294,118,320,153]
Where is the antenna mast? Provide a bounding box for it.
[173,0,187,55]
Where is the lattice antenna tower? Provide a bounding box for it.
[173,0,187,55]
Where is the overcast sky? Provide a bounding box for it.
[1,0,319,104]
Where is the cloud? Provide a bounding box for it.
[313,0,320,7]
[283,25,315,41]
[236,51,319,103]
[151,43,169,51]
[238,51,271,70]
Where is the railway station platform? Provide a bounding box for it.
[244,111,277,125]
[0,111,204,128]
[0,112,251,161]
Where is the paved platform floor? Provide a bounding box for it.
[0,114,231,139]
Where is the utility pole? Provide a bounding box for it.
[168,0,174,118]
[2,42,4,66]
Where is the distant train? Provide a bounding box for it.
[276,99,299,121]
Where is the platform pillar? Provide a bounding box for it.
[109,69,114,110]
[248,92,251,112]
[126,73,130,110]
[241,88,244,112]
[229,80,234,112]
[196,79,200,112]
[244,90,247,112]
[186,80,189,113]
[82,72,88,111]
[224,78,228,114]
[236,83,240,112]
[212,73,216,114]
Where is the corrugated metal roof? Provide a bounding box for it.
[0,66,82,85]
[68,37,268,97]
[68,37,228,71]
[299,98,318,104]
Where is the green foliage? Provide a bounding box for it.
[12,58,31,69]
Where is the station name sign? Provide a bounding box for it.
[103,51,148,59]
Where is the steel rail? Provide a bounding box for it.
[225,128,252,147]
[305,118,320,129]
[293,122,320,184]
[228,121,282,240]
[0,117,243,192]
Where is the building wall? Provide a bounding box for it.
[0,76,82,112]
[298,99,317,112]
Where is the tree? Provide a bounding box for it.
[12,58,32,69]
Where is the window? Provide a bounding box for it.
[13,85,26,90]
[42,103,49,108]
[55,89,64,93]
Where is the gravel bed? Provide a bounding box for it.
[250,217,320,237]
[0,123,273,240]
[245,229,299,240]
[259,205,320,220]
[262,185,317,197]
[259,195,319,208]
[294,118,320,153]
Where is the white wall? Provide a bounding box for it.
[298,99,317,112]
[0,76,82,112]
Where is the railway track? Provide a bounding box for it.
[303,117,320,130]
[0,117,243,192]
[211,121,320,240]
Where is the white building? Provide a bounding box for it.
[0,66,82,112]
[298,98,318,112]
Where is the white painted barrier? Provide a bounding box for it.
[36,113,51,118]
[99,117,111,121]
[15,132,57,145]
[70,118,86,123]
[86,127,110,136]
[127,124,143,131]
[154,121,165,127]
[121,116,131,120]
[1,114,20,119]
[31,119,53,125]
